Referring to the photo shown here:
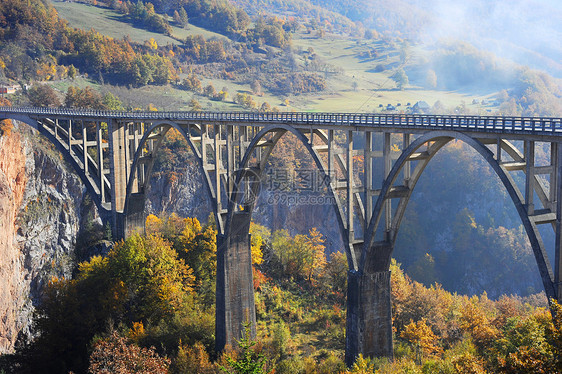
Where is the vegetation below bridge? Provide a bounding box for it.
[0,213,560,373]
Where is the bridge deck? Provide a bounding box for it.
[1,107,561,138]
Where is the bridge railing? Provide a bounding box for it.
[0,107,560,135]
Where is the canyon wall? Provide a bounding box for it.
[0,124,92,353]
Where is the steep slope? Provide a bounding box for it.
[0,124,96,353]
[0,130,27,352]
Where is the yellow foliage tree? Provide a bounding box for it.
[459,298,498,348]
[251,234,264,265]
[146,37,158,50]
[146,214,163,234]
[305,227,327,282]
[401,318,441,362]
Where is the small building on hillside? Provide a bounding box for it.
[0,84,21,95]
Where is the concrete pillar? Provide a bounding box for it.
[345,251,393,366]
[216,211,256,351]
[108,119,127,238]
[123,193,146,239]
[345,238,393,366]
[555,142,562,302]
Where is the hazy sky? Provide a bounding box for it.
[353,0,561,76]
[413,0,562,75]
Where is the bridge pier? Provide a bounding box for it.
[108,119,128,238]
[345,269,393,366]
[123,193,146,238]
[216,211,256,351]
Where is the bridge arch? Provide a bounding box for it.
[225,124,357,271]
[363,130,557,301]
[122,120,218,236]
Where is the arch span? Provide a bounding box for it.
[225,124,356,271]
[122,121,217,237]
[346,130,560,365]
[364,130,557,300]
[217,125,368,352]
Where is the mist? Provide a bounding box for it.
[418,0,562,77]
[357,0,562,78]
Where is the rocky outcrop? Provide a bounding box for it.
[0,124,93,353]
[0,130,27,353]
[146,162,213,224]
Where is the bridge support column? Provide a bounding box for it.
[108,119,128,238]
[556,142,562,302]
[123,194,146,239]
[216,211,256,352]
[345,269,393,366]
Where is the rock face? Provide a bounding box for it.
[0,130,28,353]
[0,125,91,353]
[146,162,213,224]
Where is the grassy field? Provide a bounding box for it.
[49,1,500,114]
[289,32,499,113]
[52,1,227,45]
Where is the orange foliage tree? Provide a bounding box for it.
[88,331,170,374]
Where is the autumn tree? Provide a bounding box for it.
[304,228,327,282]
[270,228,326,282]
[88,331,170,374]
[401,319,441,363]
[259,102,271,112]
[173,10,181,25]
[68,64,77,79]
[172,341,216,374]
[204,84,217,98]
[146,214,218,307]
[102,91,124,110]
[190,98,202,111]
[180,74,202,92]
[27,84,61,107]
[251,80,263,96]
[217,90,229,101]
[235,93,257,109]
[324,251,347,296]
[178,7,189,27]
[65,86,105,109]
[13,232,198,373]
[0,97,13,136]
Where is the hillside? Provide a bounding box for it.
[311,0,562,79]
[47,0,508,113]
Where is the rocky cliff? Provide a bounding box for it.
[0,124,93,353]
[0,129,27,352]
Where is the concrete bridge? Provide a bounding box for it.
[1,107,562,365]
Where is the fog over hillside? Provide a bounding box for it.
[314,0,562,77]
[416,0,562,77]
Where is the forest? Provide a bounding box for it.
[1,212,560,373]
